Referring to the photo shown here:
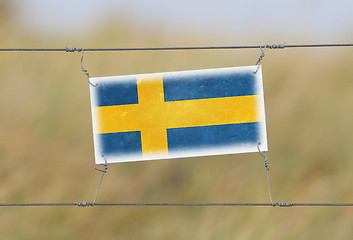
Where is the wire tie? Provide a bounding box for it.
[95,168,106,173]
[257,142,274,205]
[65,47,82,52]
[76,202,92,207]
[276,202,294,207]
[253,43,285,74]
[253,45,267,74]
[95,154,108,173]
[267,43,286,49]
[80,49,98,87]
[92,154,109,206]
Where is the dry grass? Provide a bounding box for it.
[1,17,353,240]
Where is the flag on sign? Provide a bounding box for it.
[90,66,267,164]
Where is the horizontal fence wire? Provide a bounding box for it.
[1,202,353,207]
[0,43,352,52]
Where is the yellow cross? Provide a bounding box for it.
[94,75,260,156]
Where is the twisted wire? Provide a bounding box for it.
[257,143,274,205]
[92,155,108,206]
[80,49,98,87]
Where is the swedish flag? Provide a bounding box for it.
[90,66,267,164]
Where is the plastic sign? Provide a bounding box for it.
[90,66,267,164]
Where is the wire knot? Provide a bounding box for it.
[76,202,93,207]
[65,47,82,52]
[274,202,293,207]
[79,49,98,87]
[95,164,108,173]
[95,154,108,173]
[257,142,273,205]
[92,154,109,206]
[253,46,267,74]
[264,159,270,169]
[253,43,286,74]
[267,43,286,49]
[257,142,270,170]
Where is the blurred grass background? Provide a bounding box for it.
[1,1,353,239]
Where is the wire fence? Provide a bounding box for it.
[1,42,353,207]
